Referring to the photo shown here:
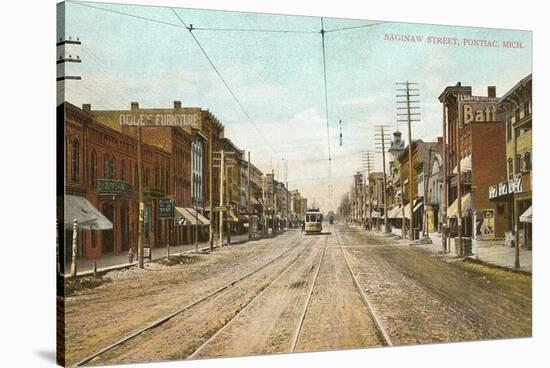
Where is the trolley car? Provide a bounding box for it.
[305,209,323,234]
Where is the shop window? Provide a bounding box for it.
[71,138,80,182]
[517,155,523,174]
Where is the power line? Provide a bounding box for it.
[171,8,278,157]
[320,17,332,181]
[192,27,318,34]
[325,22,386,33]
[68,1,187,29]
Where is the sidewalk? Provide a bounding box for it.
[423,233,532,274]
[63,232,266,278]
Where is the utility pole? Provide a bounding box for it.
[226,160,231,245]
[442,105,449,252]
[397,81,421,241]
[262,175,266,236]
[424,147,433,237]
[362,150,374,230]
[219,150,225,246]
[209,127,214,251]
[513,124,520,268]
[248,151,252,240]
[456,114,463,256]
[375,126,391,233]
[56,36,82,85]
[137,120,145,268]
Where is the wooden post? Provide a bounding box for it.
[219,150,224,246]
[442,105,449,252]
[248,151,252,240]
[406,81,415,241]
[381,126,389,233]
[70,219,78,278]
[137,122,145,269]
[456,110,463,256]
[209,127,214,251]
[226,162,231,245]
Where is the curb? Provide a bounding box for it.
[463,256,532,275]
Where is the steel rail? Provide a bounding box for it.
[289,235,329,352]
[336,231,393,346]
[187,236,318,359]
[73,235,311,366]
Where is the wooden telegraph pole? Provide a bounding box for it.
[456,113,463,256]
[209,127,214,251]
[397,81,421,241]
[375,126,391,233]
[442,105,449,252]
[219,150,225,246]
[248,151,252,240]
[137,120,145,269]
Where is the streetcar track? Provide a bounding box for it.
[187,235,320,359]
[289,235,329,352]
[74,235,312,367]
[335,231,393,346]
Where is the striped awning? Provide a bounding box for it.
[388,205,402,219]
[63,195,113,230]
[519,206,532,223]
[447,193,472,218]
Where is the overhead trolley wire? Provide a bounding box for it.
[320,18,332,178]
[68,1,187,29]
[325,22,386,33]
[192,27,318,34]
[171,8,279,158]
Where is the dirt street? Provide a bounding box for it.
[64,224,531,366]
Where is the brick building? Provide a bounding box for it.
[490,74,532,247]
[61,102,172,262]
[439,83,509,247]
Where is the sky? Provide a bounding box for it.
[58,0,532,212]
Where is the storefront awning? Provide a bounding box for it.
[453,154,472,174]
[63,195,113,230]
[228,209,239,222]
[447,192,472,218]
[519,206,532,223]
[413,198,424,213]
[188,208,210,225]
[371,211,380,218]
[388,205,402,219]
[174,207,196,225]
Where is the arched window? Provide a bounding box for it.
[91,150,97,187]
[121,160,126,181]
[71,138,80,182]
[110,155,116,180]
[508,158,514,179]
[104,153,110,179]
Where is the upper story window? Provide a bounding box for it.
[506,116,513,142]
[508,158,514,179]
[120,160,126,181]
[524,152,532,172]
[517,154,523,174]
[90,150,97,187]
[71,138,80,182]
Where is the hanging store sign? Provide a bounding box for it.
[96,179,133,196]
[158,197,174,219]
[489,174,523,199]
